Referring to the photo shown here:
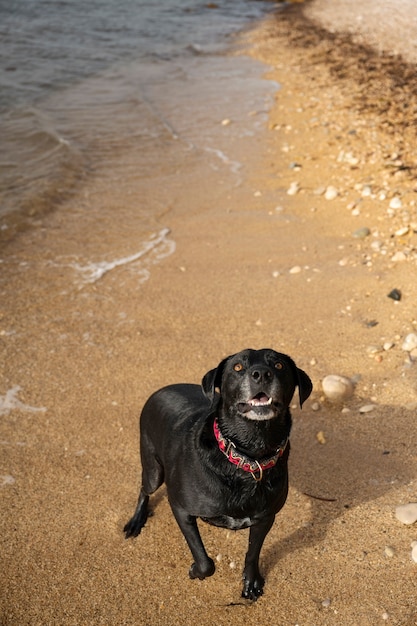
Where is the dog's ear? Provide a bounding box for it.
[201,356,231,404]
[296,367,313,408]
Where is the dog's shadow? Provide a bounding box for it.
[262,402,413,572]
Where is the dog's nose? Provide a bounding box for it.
[251,367,272,384]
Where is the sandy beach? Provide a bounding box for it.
[2,1,417,624]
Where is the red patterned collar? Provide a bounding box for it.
[213,418,288,482]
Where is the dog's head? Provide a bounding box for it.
[202,348,312,421]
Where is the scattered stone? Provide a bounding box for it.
[383,342,394,351]
[287,181,300,196]
[366,345,381,355]
[1,475,15,487]
[316,431,326,444]
[412,544,417,564]
[289,265,302,274]
[395,502,417,525]
[395,226,409,236]
[391,251,407,262]
[352,227,371,239]
[387,288,401,301]
[311,402,321,412]
[402,333,417,352]
[359,404,377,413]
[221,118,231,126]
[321,598,331,608]
[324,186,338,200]
[389,196,403,210]
[384,545,395,558]
[361,185,372,197]
[322,374,354,401]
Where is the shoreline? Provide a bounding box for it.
[2,3,417,624]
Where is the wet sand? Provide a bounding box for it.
[2,2,417,624]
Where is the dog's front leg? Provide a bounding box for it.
[172,507,215,580]
[242,515,275,601]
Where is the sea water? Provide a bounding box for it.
[0,0,277,242]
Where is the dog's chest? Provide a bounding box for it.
[201,514,254,530]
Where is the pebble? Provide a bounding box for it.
[391,251,407,262]
[387,288,401,301]
[311,401,321,412]
[316,431,326,444]
[412,544,417,564]
[384,545,395,558]
[322,374,354,401]
[352,227,371,239]
[395,502,417,525]
[389,196,402,210]
[402,333,417,352]
[383,342,394,351]
[359,404,377,413]
[321,598,331,608]
[289,265,302,274]
[395,226,409,236]
[324,186,338,200]
[287,181,300,196]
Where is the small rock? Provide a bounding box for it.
[383,342,394,351]
[391,251,407,262]
[322,374,354,401]
[384,545,395,558]
[412,544,417,564]
[389,196,402,210]
[352,227,371,239]
[366,345,381,355]
[387,288,401,301]
[321,598,331,608]
[362,185,372,197]
[359,404,377,413]
[316,431,326,444]
[395,226,409,237]
[287,182,300,196]
[311,402,321,412]
[402,333,417,352]
[221,118,231,126]
[324,186,338,200]
[289,265,302,274]
[395,502,417,525]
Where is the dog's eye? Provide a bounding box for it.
[233,363,243,372]
[274,361,284,370]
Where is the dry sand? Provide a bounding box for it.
[2,1,417,624]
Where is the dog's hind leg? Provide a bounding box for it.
[124,452,164,539]
[123,488,149,538]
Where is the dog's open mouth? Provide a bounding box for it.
[238,393,274,414]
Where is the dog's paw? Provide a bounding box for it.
[123,509,149,539]
[188,559,215,580]
[241,574,265,601]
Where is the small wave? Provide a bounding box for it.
[60,228,176,286]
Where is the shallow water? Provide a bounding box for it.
[0,0,277,240]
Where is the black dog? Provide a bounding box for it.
[124,348,312,600]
